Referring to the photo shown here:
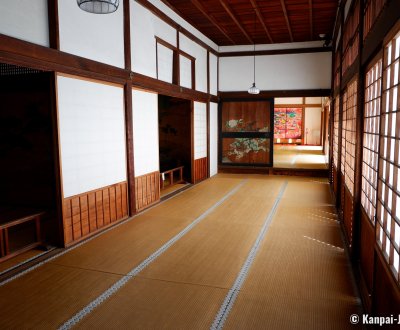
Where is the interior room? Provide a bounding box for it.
[0,64,60,265]
[158,95,192,195]
[273,96,329,170]
[0,0,399,328]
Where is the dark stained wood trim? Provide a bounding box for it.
[47,0,60,50]
[124,82,136,215]
[132,72,209,102]
[207,51,210,95]
[0,33,129,84]
[341,57,360,90]
[309,0,313,40]
[219,89,331,99]
[191,57,196,90]
[137,0,218,56]
[156,36,177,51]
[49,72,64,246]
[219,46,332,57]
[190,0,235,45]
[206,102,210,178]
[250,0,273,43]
[280,0,294,42]
[124,0,131,71]
[219,0,253,43]
[191,101,195,183]
[210,95,219,103]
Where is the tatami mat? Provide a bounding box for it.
[0,175,361,329]
[75,277,227,330]
[0,263,121,329]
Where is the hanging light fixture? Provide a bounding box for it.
[248,11,260,95]
[77,0,120,14]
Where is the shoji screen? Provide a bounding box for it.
[333,96,340,169]
[344,80,358,196]
[341,92,348,176]
[362,59,382,223]
[376,30,400,282]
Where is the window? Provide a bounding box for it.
[344,79,358,196]
[333,96,340,168]
[341,92,347,175]
[361,58,382,223]
[155,37,195,89]
[376,30,400,282]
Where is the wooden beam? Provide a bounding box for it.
[139,0,218,56]
[219,0,253,43]
[47,0,60,50]
[190,0,236,45]
[250,0,273,43]
[219,46,331,57]
[280,0,294,42]
[0,33,128,84]
[123,0,131,71]
[309,0,313,40]
[124,81,136,215]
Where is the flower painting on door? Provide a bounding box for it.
[274,108,302,139]
[221,101,272,165]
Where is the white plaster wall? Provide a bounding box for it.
[180,33,208,93]
[344,0,352,20]
[275,97,303,105]
[209,102,218,176]
[180,55,192,89]
[194,102,207,160]
[209,54,218,95]
[0,0,49,47]
[305,107,322,145]
[58,0,124,68]
[219,52,332,91]
[157,44,174,83]
[147,0,217,51]
[131,0,176,78]
[57,76,127,198]
[306,97,323,104]
[132,89,160,177]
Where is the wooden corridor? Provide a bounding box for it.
[0,175,361,329]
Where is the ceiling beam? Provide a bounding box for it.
[250,0,273,43]
[190,0,236,45]
[309,0,313,40]
[280,0,294,42]
[219,0,253,43]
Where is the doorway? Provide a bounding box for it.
[158,95,192,195]
[0,63,61,264]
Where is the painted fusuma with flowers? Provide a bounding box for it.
[221,100,273,165]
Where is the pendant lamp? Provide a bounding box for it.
[77,0,119,14]
[248,12,260,95]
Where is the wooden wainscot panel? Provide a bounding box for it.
[62,182,129,245]
[194,157,208,183]
[373,249,400,316]
[359,209,375,312]
[135,171,160,212]
[343,187,354,254]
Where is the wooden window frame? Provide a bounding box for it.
[155,36,195,89]
[376,29,400,283]
[361,57,382,224]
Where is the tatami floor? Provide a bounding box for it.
[0,174,361,329]
[273,145,328,169]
